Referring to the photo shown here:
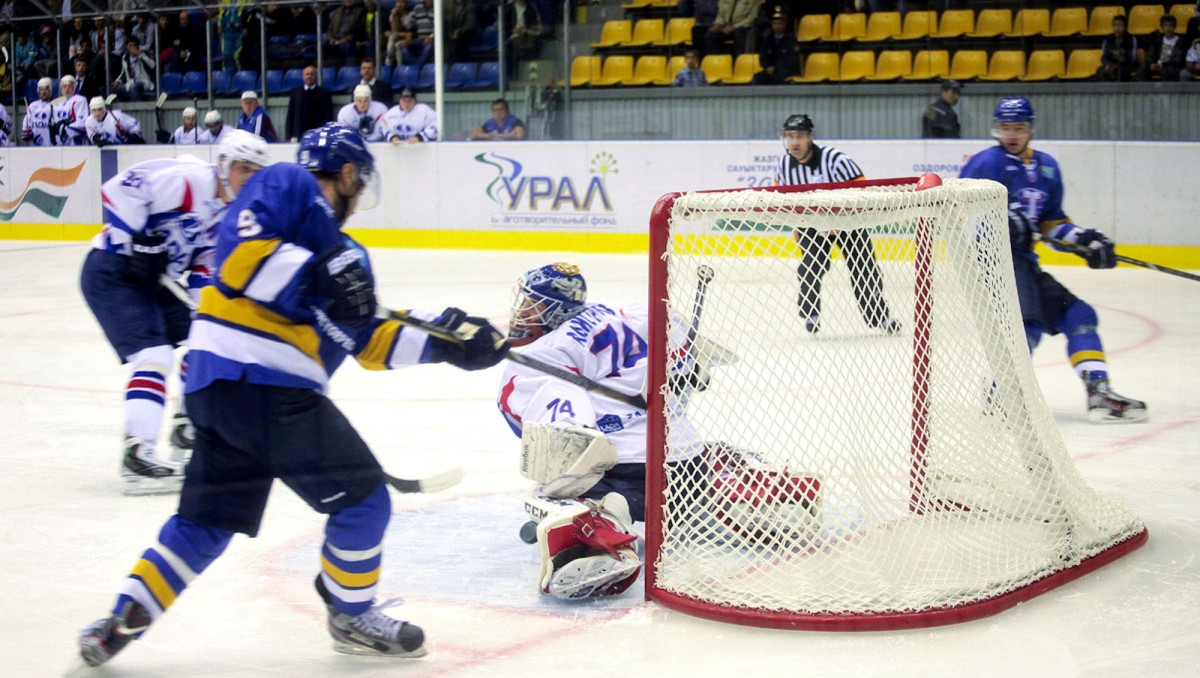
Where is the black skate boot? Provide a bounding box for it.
[79,599,151,667]
[315,576,426,658]
[1084,372,1148,422]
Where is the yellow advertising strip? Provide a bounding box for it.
[0,223,99,241]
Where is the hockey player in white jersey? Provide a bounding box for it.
[71,96,145,146]
[171,107,203,145]
[0,102,11,147]
[338,85,389,141]
[198,110,231,144]
[383,87,438,144]
[19,77,57,146]
[497,263,713,599]
[79,130,269,495]
[49,75,91,145]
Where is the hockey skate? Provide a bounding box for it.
[122,437,184,496]
[316,576,426,658]
[1084,373,1148,422]
[168,413,194,452]
[79,599,150,667]
[874,317,903,335]
[804,314,821,334]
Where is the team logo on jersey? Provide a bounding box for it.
[596,414,624,434]
[0,161,87,221]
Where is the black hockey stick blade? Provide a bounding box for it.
[384,467,463,494]
[1039,235,1200,283]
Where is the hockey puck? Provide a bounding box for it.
[519,520,538,544]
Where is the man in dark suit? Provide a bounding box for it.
[359,57,393,107]
[72,57,102,101]
[284,64,334,142]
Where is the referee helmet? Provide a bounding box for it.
[782,114,814,133]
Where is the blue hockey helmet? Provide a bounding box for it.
[509,263,588,346]
[993,97,1035,125]
[297,122,378,209]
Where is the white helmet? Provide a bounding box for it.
[352,84,372,101]
[89,96,107,111]
[204,110,222,125]
[216,130,269,198]
[182,106,197,120]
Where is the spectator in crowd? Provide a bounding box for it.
[1187,0,1200,46]
[338,84,389,141]
[66,15,89,58]
[444,0,477,65]
[921,79,961,138]
[199,109,231,144]
[219,0,245,73]
[32,26,58,79]
[237,91,278,142]
[1183,36,1200,80]
[1139,14,1188,81]
[403,0,436,70]
[507,0,543,63]
[0,101,12,147]
[384,2,411,67]
[241,5,266,71]
[673,48,709,87]
[753,9,798,84]
[1096,14,1138,82]
[73,56,102,100]
[93,16,128,60]
[13,31,36,81]
[327,0,369,66]
[156,14,176,65]
[166,44,202,75]
[173,11,206,61]
[288,4,319,40]
[286,64,334,142]
[72,96,145,146]
[469,98,526,140]
[359,57,392,106]
[129,13,153,53]
[706,0,760,57]
[113,37,155,102]
[171,106,204,145]
[383,87,438,143]
[678,0,720,57]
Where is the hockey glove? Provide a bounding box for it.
[1075,229,1116,269]
[309,247,377,329]
[428,307,510,371]
[92,134,108,148]
[126,232,169,286]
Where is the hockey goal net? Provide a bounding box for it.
[644,175,1147,630]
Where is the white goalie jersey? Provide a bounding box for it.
[498,301,704,465]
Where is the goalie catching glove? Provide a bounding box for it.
[1049,224,1116,270]
[427,306,509,370]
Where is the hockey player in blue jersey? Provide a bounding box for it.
[960,97,1146,422]
[78,123,509,667]
[80,130,270,496]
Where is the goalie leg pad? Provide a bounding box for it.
[520,422,617,498]
[535,492,642,599]
[706,444,824,548]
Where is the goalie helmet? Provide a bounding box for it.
[781,114,814,134]
[994,97,1035,125]
[509,263,587,347]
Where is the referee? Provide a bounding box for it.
[775,114,900,334]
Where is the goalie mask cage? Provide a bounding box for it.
[644,175,1147,631]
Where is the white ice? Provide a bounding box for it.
[2,242,1198,678]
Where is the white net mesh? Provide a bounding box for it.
[647,177,1145,628]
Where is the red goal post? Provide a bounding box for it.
[644,175,1147,631]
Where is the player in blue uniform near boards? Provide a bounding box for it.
[960,98,1146,422]
[78,123,509,667]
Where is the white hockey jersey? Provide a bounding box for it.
[382,102,439,142]
[0,104,11,147]
[91,155,225,281]
[171,124,203,145]
[337,101,389,142]
[498,301,704,465]
[20,99,56,147]
[71,109,143,146]
[45,94,90,146]
[198,124,231,145]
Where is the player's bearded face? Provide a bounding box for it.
[994,122,1032,155]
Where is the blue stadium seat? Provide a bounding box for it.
[471,61,500,89]
[159,72,184,97]
[469,26,499,55]
[210,70,232,95]
[321,67,337,88]
[379,64,393,86]
[181,71,208,95]
[331,66,360,93]
[282,68,305,91]
[231,70,260,96]
[445,62,478,90]
[265,69,283,94]
[391,64,418,90]
[414,63,439,91]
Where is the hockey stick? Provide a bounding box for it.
[689,265,715,344]
[157,276,465,495]
[154,91,171,144]
[1038,235,1200,283]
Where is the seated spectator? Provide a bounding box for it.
[1183,37,1200,81]
[385,2,412,67]
[383,87,438,143]
[469,98,526,140]
[403,0,436,69]
[129,14,153,54]
[113,37,156,102]
[327,0,369,66]
[678,0,719,57]
[65,16,88,58]
[70,96,145,146]
[1096,15,1138,82]
[13,31,36,81]
[753,8,798,85]
[673,49,709,87]
[337,84,389,141]
[237,91,278,142]
[171,106,203,145]
[1139,14,1188,81]
[32,26,58,79]
[705,0,759,57]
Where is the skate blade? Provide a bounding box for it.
[1087,407,1149,423]
[331,641,427,658]
[122,474,184,496]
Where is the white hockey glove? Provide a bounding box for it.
[520,422,617,498]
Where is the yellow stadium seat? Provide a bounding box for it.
[667,55,687,82]
[1009,8,1050,37]
[1045,8,1088,37]
[1062,48,1102,79]
[661,17,695,47]
[948,50,989,80]
[856,11,901,42]
[980,50,1025,81]
[966,9,1012,38]
[1083,7,1126,36]
[903,50,950,80]
[700,54,733,84]
[866,50,912,80]
[625,55,670,85]
[570,55,602,87]
[837,50,875,81]
[1170,4,1196,29]
[1020,49,1065,81]
[592,55,635,86]
[931,9,974,38]
[723,53,761,84]
[626,19,665,47]
[789,52,839,83]
[895,11,935,41]
[797,14,832,42]
[590,20,631,49]
[1127,5,1166,35]
[620,0,657,9]
[827,13,867,42]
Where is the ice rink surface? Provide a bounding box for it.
[2,241,1198,678]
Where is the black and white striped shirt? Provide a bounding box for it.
[774,144,864,186]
